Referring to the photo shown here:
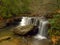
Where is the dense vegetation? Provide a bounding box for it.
[48,14,60,36]
[0,0,30,18]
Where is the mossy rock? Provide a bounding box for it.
[13,24,35,35]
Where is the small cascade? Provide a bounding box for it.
[16,17,49,40]
[34,17,49,40]
[17,17,32,27]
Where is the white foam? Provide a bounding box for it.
[34,34,47,40]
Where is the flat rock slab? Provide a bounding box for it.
[0,36,11,41]
[0,36,23,45]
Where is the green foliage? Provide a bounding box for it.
[48,14,60,36]
[49,14,60,30]
[0,0,30,18]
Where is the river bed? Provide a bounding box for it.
[0,28,51,45]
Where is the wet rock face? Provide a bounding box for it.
[24,26,38,36]
[0,17,22,29]
[0,20,6,29]
[5,17,22,27]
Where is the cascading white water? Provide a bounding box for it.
[34,17,49,40]
[39,19,49,36]
[16,17,49,40]
[15,17,50,45]
[17,17,38,27]
[17,17,32,27]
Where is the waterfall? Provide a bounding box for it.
[17,17,39,27]
[17,17,32,27]
[34,17,49,40]
[16,17,49,40]
[39,20,49,36]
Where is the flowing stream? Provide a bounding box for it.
[0,17,51,45]
[14,17,51,45]
[34,17,49,40]
[17,17,49,40]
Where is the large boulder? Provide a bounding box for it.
[13,24,38,36]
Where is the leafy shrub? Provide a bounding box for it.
[48,14,60,36]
